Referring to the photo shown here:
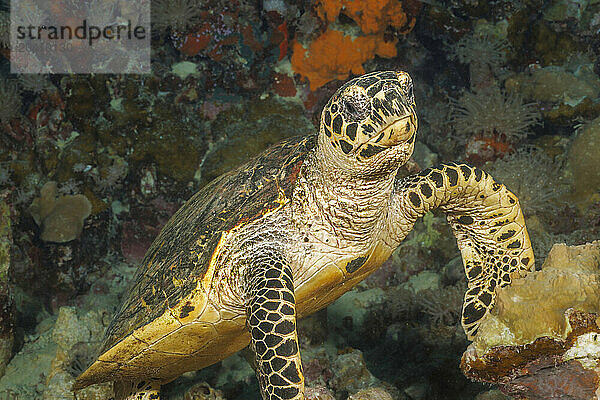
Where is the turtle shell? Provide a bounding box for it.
[75,134,316,388]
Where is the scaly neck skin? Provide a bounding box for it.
[296,134,403,249]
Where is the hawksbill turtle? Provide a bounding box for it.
[75,71,534,399]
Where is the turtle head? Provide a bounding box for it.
[320,71,418,175]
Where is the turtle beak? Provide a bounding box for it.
[358,112,416,153]
[374,113,416,147]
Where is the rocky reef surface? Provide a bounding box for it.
[462,241,600,400]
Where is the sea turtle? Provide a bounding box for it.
[75,71,535,400]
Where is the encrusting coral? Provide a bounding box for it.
[462,241,600,399]
[29,181,92,243]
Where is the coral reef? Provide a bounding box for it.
[330,349,382,396]
[183,382,226,400]
[316,0,414,34]
[18,74,55,94]
[1,0,600,398]
[505,66,600,108]
[348,387,394,400]
[0,11,8,49]
[0,200,13,378]
[0,79,22,125]
[29,182,92,243]
[462,242,600,399]
[416,284,463,327]
[199,96,314,185]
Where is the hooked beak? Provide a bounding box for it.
[358,114,416,154]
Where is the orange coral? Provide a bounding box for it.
[291,0,417,90]
[291,29,396,91]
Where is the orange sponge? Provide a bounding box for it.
[291,29,397,91]
[291,0,417,90]
[317,0,413,34]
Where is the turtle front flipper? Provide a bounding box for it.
[245,249,304,400]
[114,380,161,400]
[390,162,535,339]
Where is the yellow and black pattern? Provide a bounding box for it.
[114,380,161,400]
[321,71,417,161]
[393,162,535,339]
[245,249,304,400]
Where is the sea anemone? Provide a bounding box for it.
[486,146,569,216]
[451,86,541,143]
[18,74,55,94]
[92,158,129,193]
[452,31,508,69]
[151,0,202,33]
[0,79,22,124]
[452,31,510,90]
[416,284,464,327]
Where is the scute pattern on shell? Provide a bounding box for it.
[101,134,317,354]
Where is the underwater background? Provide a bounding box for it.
[0,0,600,399]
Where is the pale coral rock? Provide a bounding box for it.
[331,349,379,395]
[327,287,385,340]
[52,307,93,351]
[474,389,510,400]
[29,181,92,243]
[461,241,600,400]
[348,387,394,400]
[505,66,600,106]
[43,370,76,400]
[0,326,56,399]
[183,382,226,400]
[305,385,335,400]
